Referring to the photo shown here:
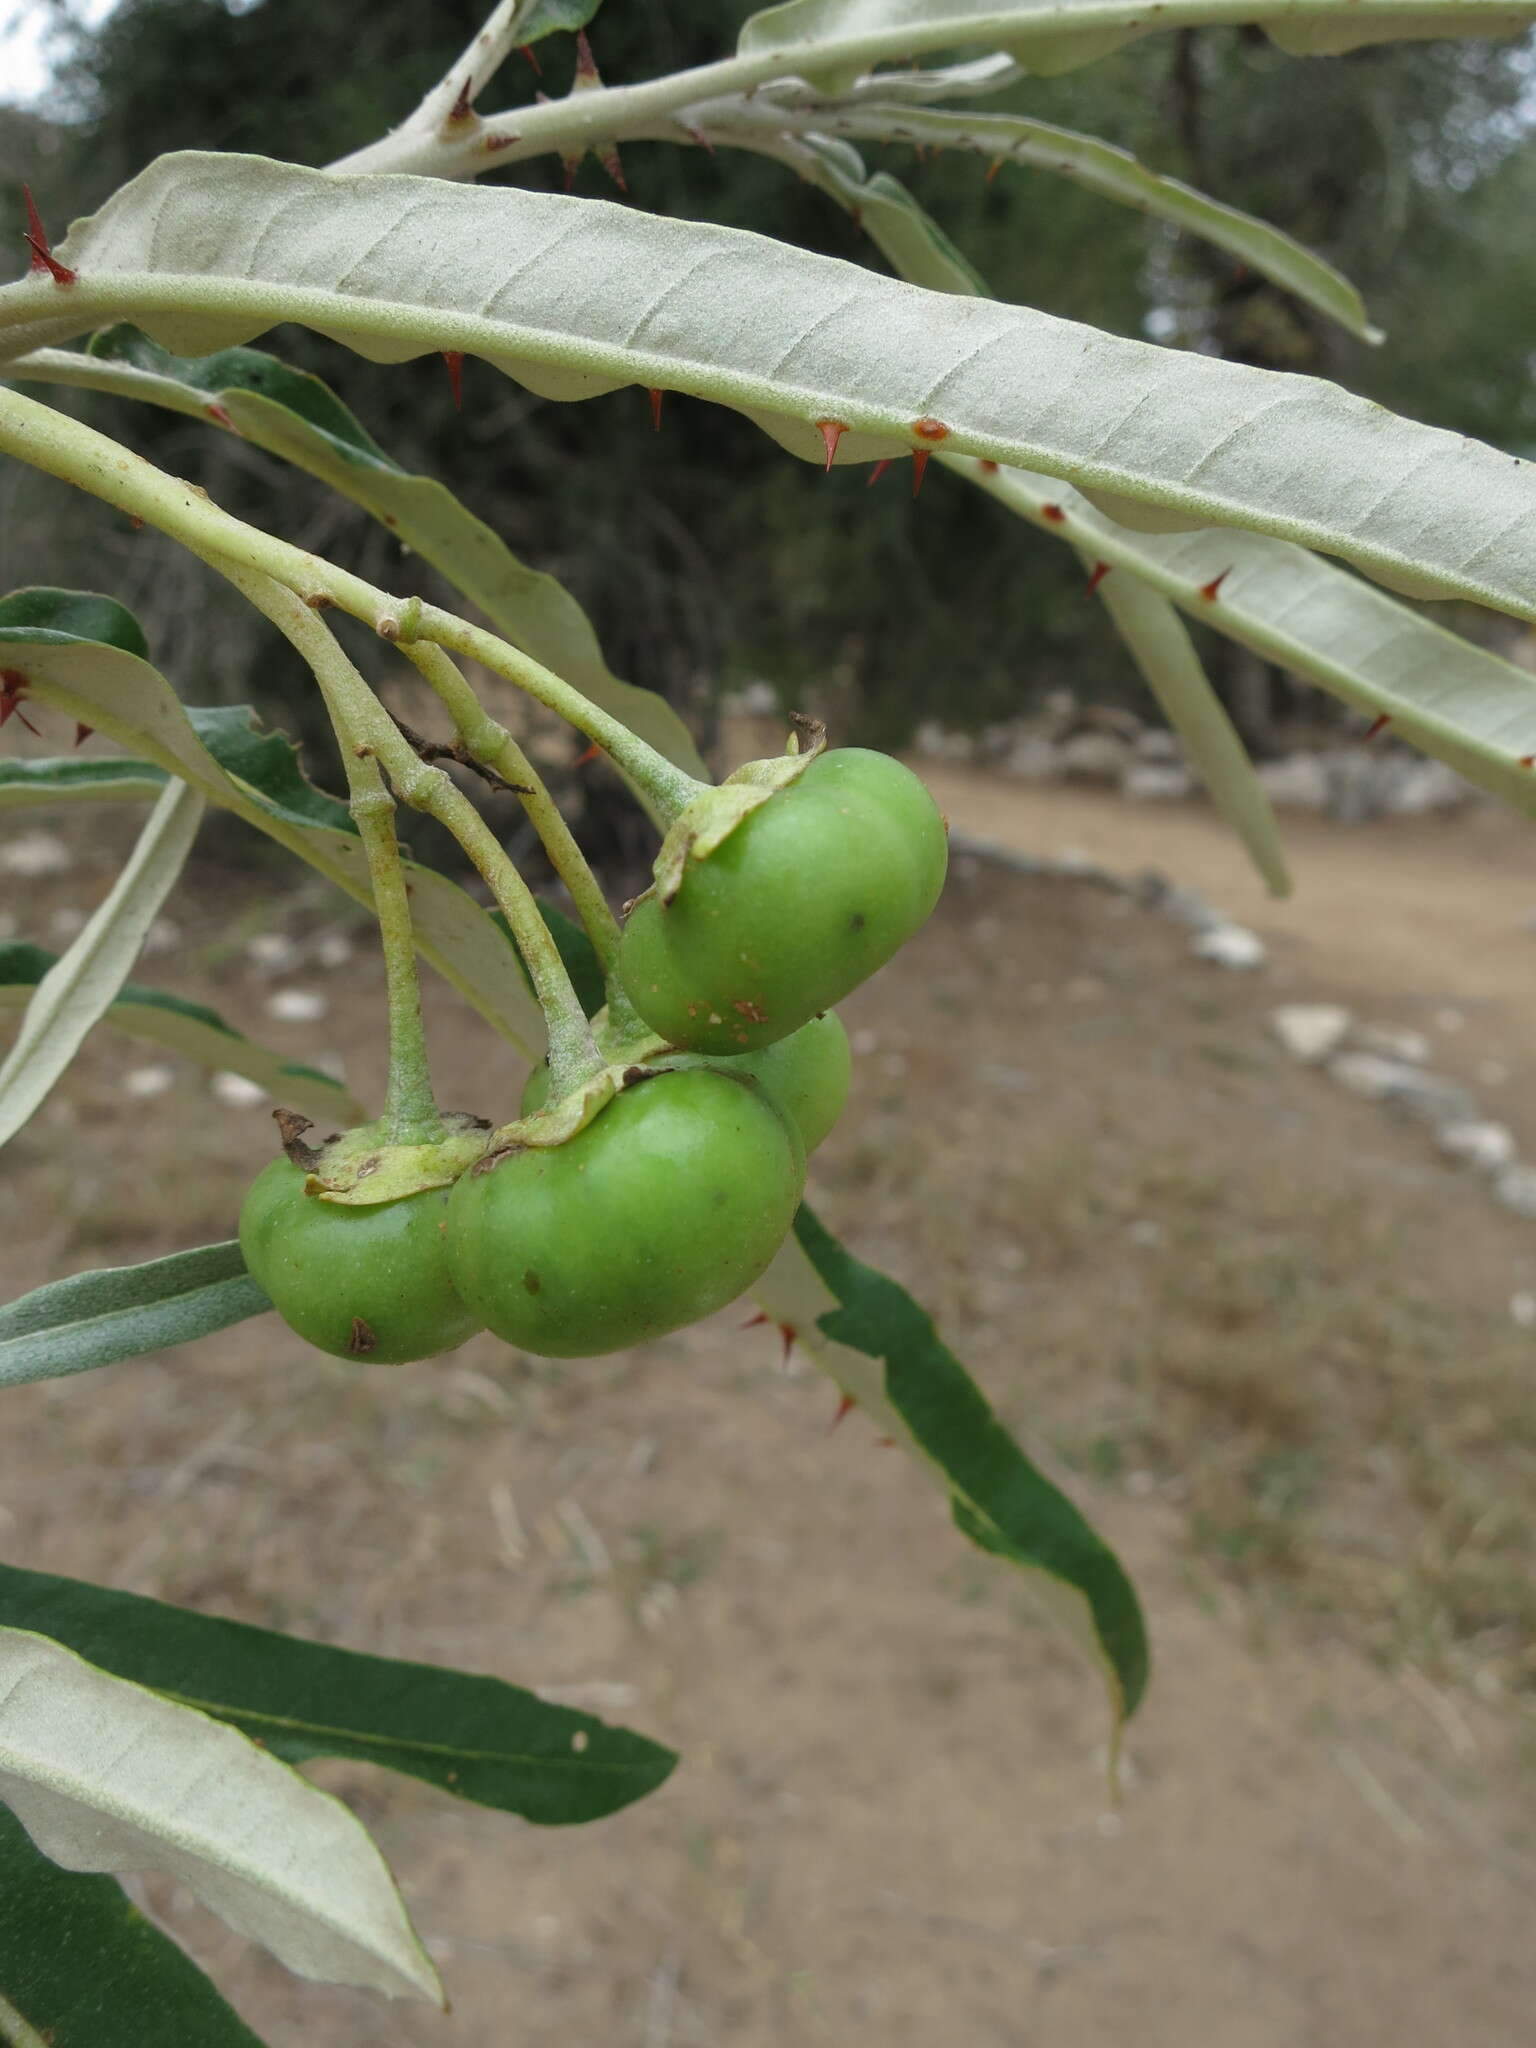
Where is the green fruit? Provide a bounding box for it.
[446,1068,803,1358]
[619,748,947,1054]
[239,1157,481,1365]
[523,1012,852,1154]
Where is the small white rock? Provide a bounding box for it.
[1509,1291,1536,1329]
[246,932,302,972]
[1127,1219,1164,1249]
[141,916,181,958]
[1059,731,1133,782]
[1270,1003,1352,1065]
[1051,845,1100,878]
[0,831,71,878]
[211,1071,268,1108]
[1121,761,1195,802]
[265,988,329,1024]
[312,931,356,969]
[1436,1120,1517,1173]
[1495,1165,1536,1221]
[1352,1022,1431,1065]
[1000,735,1061,781]
[1133,729,1185,765]
[1256,754,1330,811]
[1327,1053,1475,1126]
[123,1064,176,1100]
[1192,924,1267,971]
[850,1028,880,1057]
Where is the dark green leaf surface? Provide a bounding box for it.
[519,0,608,42]
[0,1564,676,1825]
[0,755,169,807]
[495,901,607,1019]
[793,1206,1148,1717]
[0,1807,265,2048]
[186,705,355,835]
[0,586,147,658]
[0,1243,271,1386]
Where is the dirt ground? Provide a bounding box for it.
[3,765,1536,2047]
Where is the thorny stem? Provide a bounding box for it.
[394,638,624,973]
[0,386,705,824]
[225,569,444,1144]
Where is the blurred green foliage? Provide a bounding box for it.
[2,2,1534,767]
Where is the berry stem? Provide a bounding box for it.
[396,639,623,973]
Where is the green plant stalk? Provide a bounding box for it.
[222,568,444,1145]
[395,639,623,974]
[0,385,704,824]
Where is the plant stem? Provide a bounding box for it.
[0,386,705,824]
[396,639,624,973]
[223,571,444,1144]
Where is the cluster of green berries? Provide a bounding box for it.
[240,748,947,1362]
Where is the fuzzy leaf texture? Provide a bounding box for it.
[0,1564,677,1826]
[0,1806,265,2048]
[0,1243,271,1386]
[749,1214,1148,1733]
[0,778,204,1149]
[0,589,545,1054]
[0,1628,441,2004]
[5,156,1536,624]
[0,940,362,1123]
[737,0,1535,74]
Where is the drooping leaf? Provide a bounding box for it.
[6,155,1536,620]
[0,1243,271,1387]
[0,942,362,1123]
[753,1214,1148,1733]
[517,0,608,40]
[0,591,543,1054]
[0,754,169,809]
[0,1563,676,1827]
[1090,569,1290,896]
[0,1806,266,2048]
[736,0,1534,75]
[12,329,709,800]
[0,778,204,1149]
[771,101,1376,339]
[0,1628,440,2004]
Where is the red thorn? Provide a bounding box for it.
[22,185,76,286]
[73,722,92,747]
[1520,754,1536,770]
[866,458,892,488]
[442,350,464,412]
[978,458,999,474]
[815,418,848,472]
[685,124,716,156]
[484,131,518,154]
[744,1311,798,1366]
[575,742,601,767]
[829,1392,857,1431]
[1041,503,1066,523]
[912,416,951,443]
[648,387,664,431]
[573,29,600,82]
[911,449,930,498]
[519,43,541,75]
[1198,566,1233,602]
[1085,560,1112,597]
[985,156,1005,184]
[741,1312,771,1329]
[561,154,581,193]
[0,670,39,736]
[205,403,234,430]
[448,76,475,124]
[1364,712,1392,741]
[128,514,144,531]
[597,143,626,192]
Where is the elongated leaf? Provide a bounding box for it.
[737,0,1534,74]
[0,1628,440,2004]
[0,755,169,808]
[0,1243,270,1386]
[0,942,361,1123]
[0,1564,676,1826]
[0,591,544,1054]
[1091,570,1289,895]
[966,458,1536,812]
[0,1807,265,2048]
[7,329,709,798]
[7,156,1536,620]
[0,778,204,1149]
[768,100,1375,339]
[793,138,992,292]
[761,1211,1148,1728]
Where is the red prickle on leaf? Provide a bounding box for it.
[0,670,40,736]
[866,459,891,488]
[1199,567,1233,602]
[1085,561,1113,597]
[815,419,848,472]
[22,185,76,286]
[1364,713,1392,741]
[442,351,464,411]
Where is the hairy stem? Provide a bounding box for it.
[224,569,444,1144]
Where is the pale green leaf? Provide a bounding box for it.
[1090,567,1290,895]
[0,1244,271,1387]
[0,1628,439,2005]
[737,0,1533,75]
[0,779,203,1148]
[0,756,169,808]
[0,941,362,1124]
[6,154,1535,620]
